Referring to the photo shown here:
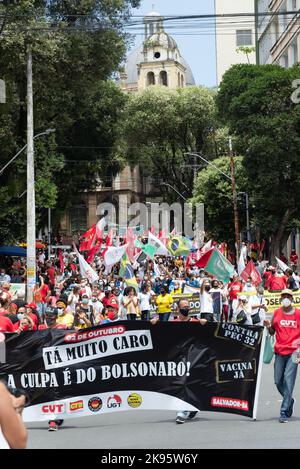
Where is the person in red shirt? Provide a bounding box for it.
[227,274,243,321]
[264,289,300,423]
[263,266,274,290]
[24,303,39,329]
[46,263,56,287]
[268,271,287,292]
[290,250,298,271]
[0,315,14,332]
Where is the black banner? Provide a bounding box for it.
[0,322,264,421]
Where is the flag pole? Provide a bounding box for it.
[253,327,266,421]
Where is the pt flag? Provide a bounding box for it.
[240,260,262,286]
[0,322,264,422]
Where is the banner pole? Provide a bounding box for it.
[252,327,267,421]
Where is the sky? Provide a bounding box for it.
[127,0,217,88]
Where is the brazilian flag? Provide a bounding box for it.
[167,236,191,257]
[119,254,138,291]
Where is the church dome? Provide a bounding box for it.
[146,31,178,51]
[124,44,196,86]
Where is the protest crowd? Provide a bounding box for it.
[0,222,300,430]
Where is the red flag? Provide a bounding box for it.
[102,229,113,257]
[240,260,262,286]
[219,242,225,255]
[79,225,96,252]
[125,227,136,263]
[195,247,214,268]
[59,249,64,272]
[186,254,192,270]
[86,241,102,264]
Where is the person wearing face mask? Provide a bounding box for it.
[79,294,95,326]
[199,281,214,322]
[38,307,67,330]
[15,316,34,334]
[264,289,300,423]
[242,277,256,294]
[210,280,225,322]
[155,287,173,322]
[248,286,267,326]
[74,307,92,330]
[0,269,11,285]
[90,293,104,325]
[79,279,92,298]
[55,298,74,329]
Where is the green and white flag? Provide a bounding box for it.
[205,249,235,284]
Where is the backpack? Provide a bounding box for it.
[236,310,247,325]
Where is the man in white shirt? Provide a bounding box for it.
[248,286,267,326]
[199,281,214,322]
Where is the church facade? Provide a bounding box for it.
[60,9,195,237]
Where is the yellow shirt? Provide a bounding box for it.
[172,288,181,295]
[56,313,74,329]
[156,294,173,314]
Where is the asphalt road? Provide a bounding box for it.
[26,362,300,449]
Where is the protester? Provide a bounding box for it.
[290,250,298,271]
[138,284,152,321]
[199,281,214,322]
[56,297,74,329]
[264,289,300,423]
[155,286,173,322]
[123,287,140,320]
[233,295,252,325]
[227,274,243,321]
[0,382,28,449]
[249,286,267,326]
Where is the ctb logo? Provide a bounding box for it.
[88,397,103,412]
[107,394,122,409]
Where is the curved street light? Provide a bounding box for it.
[0,128,56,175]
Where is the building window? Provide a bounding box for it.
[236,30,253,46]
[147,71,155,86]
[159,70,168,86]
[181,74,184,87]
[177,72,180,87]
[70,206,87,235]
[154,51,161,59]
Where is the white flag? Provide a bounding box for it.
[153,261,161,279]
[238,250,246,276]
[96,217,107,237]
[73,244,99,283]
[148,232,170,256]
[104,244,128,267]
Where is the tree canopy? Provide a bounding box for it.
[117,85,217,201]
[0,0,139,242]
[216,63,300,257]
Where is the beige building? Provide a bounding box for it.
[256,0,300,260]
[215,0,256,85]
[256,0,300,66]
[60,10,195,237]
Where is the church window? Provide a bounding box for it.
[177,72,181,87]
[160,70,168,86]
[147,71,155,86]
[154,51,161,59]
[181,74,184,87]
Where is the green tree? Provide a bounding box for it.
[217,63,300,259]
[117,85,216,201]
[191,156,248,244]
[0,0,139,242]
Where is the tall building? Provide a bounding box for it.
[60,10,195,237]
[215,0,256,85]
[256,0,300,67]
[120,9,195,92]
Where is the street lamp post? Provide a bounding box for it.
[0,129,55,176]
[26,45,36,302]
[186,148,245,259]
[238,192,250,243]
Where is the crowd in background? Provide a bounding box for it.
[0,243,298,333]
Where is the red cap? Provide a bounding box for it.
[26,302,37,309]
